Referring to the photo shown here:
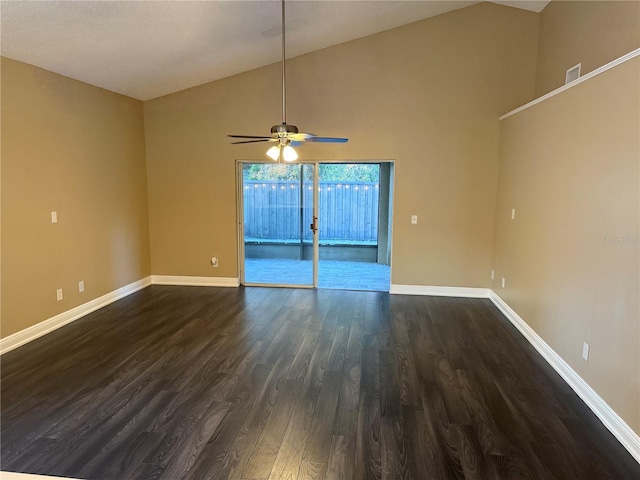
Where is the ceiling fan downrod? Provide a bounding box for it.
[227,0,348,159]
[281,0,287,126]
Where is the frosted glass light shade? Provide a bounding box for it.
[266,145,280,161]
[282,145,298,162]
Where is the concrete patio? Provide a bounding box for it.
[243,258,390,291]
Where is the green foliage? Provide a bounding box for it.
[243,163,379,182]
[319,164,379,182]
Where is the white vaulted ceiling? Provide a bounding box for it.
[0,1,550,101]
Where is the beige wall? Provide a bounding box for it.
[144,2,539,286]
[535,0,640,97]
[1,58,151,338]
[493,58,640,431]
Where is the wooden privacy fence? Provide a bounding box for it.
[243,180,379,243]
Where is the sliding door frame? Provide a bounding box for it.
[236,160,319,288]
[236,159,394,289]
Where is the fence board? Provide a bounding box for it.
[243,180,379,243]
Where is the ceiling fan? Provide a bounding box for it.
[228,0,348,162]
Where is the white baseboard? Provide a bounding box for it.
[390,284,490,298]
[151,275,240,287]
[0,471,82,479]
[0,276,152,355]
[489,291,640,464]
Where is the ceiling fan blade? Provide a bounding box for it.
[305,136,349,143]
[289,133,314,141]
[228,135,273,139]
[231,139,275,144]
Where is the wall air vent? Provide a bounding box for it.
[565,63,581,84]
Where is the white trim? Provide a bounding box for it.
[236,161,246,286]
[500,48,640,120]
[489,291,640,464]
[151,275,240,287]
[389,284,490,298]
[0,276,152,355]
[0,472,83,479]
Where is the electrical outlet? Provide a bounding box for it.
[491,269,495,280]
[501,277,506,289]
[411,215,418,225]
[211,257,219,267]
[51,211,58,224]
[582,342,590,362]
[79,280,85,293]
[56,288,63,301]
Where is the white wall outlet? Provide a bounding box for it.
[78,280,85,293]
[411,215,418,225]
[56,288,63,301]
[51,211,58,223]
[211,256,219,267]
[501,277,506,288]
[491,269,495,280]
[582,342,590,361]
[511,208,516,220]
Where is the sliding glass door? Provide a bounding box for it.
[316,163,390,291]
[240,163,317,287]
[238,161,391,291]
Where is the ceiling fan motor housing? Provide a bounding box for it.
[271,123,299,137]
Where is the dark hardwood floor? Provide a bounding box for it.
[1,286,638,479]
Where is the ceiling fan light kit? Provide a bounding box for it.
[228,0,348,162]
[266,145,281,161]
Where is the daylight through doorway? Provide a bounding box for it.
[242,163,315,287]
[316,163,390,291]
[240,162,391,291]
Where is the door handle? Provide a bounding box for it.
[309,216,318,234]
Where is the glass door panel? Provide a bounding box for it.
[317,163,390,291]
[242,163,316,287]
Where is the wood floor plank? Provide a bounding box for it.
[76,391,176,479]
[454,424,491,480]
[268,339,334,479]
[187,366,270,480]
[159,399,230,480]
[1,286,638,480]
[332,355,361,436]
[419,383,466,480]
[301,371,342,464]
[241,379,301,479]
[380,416,411,480]
[296,460,326,480]
[354,336,382,480]
[326,434,356,480]
[402,405,449,480]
